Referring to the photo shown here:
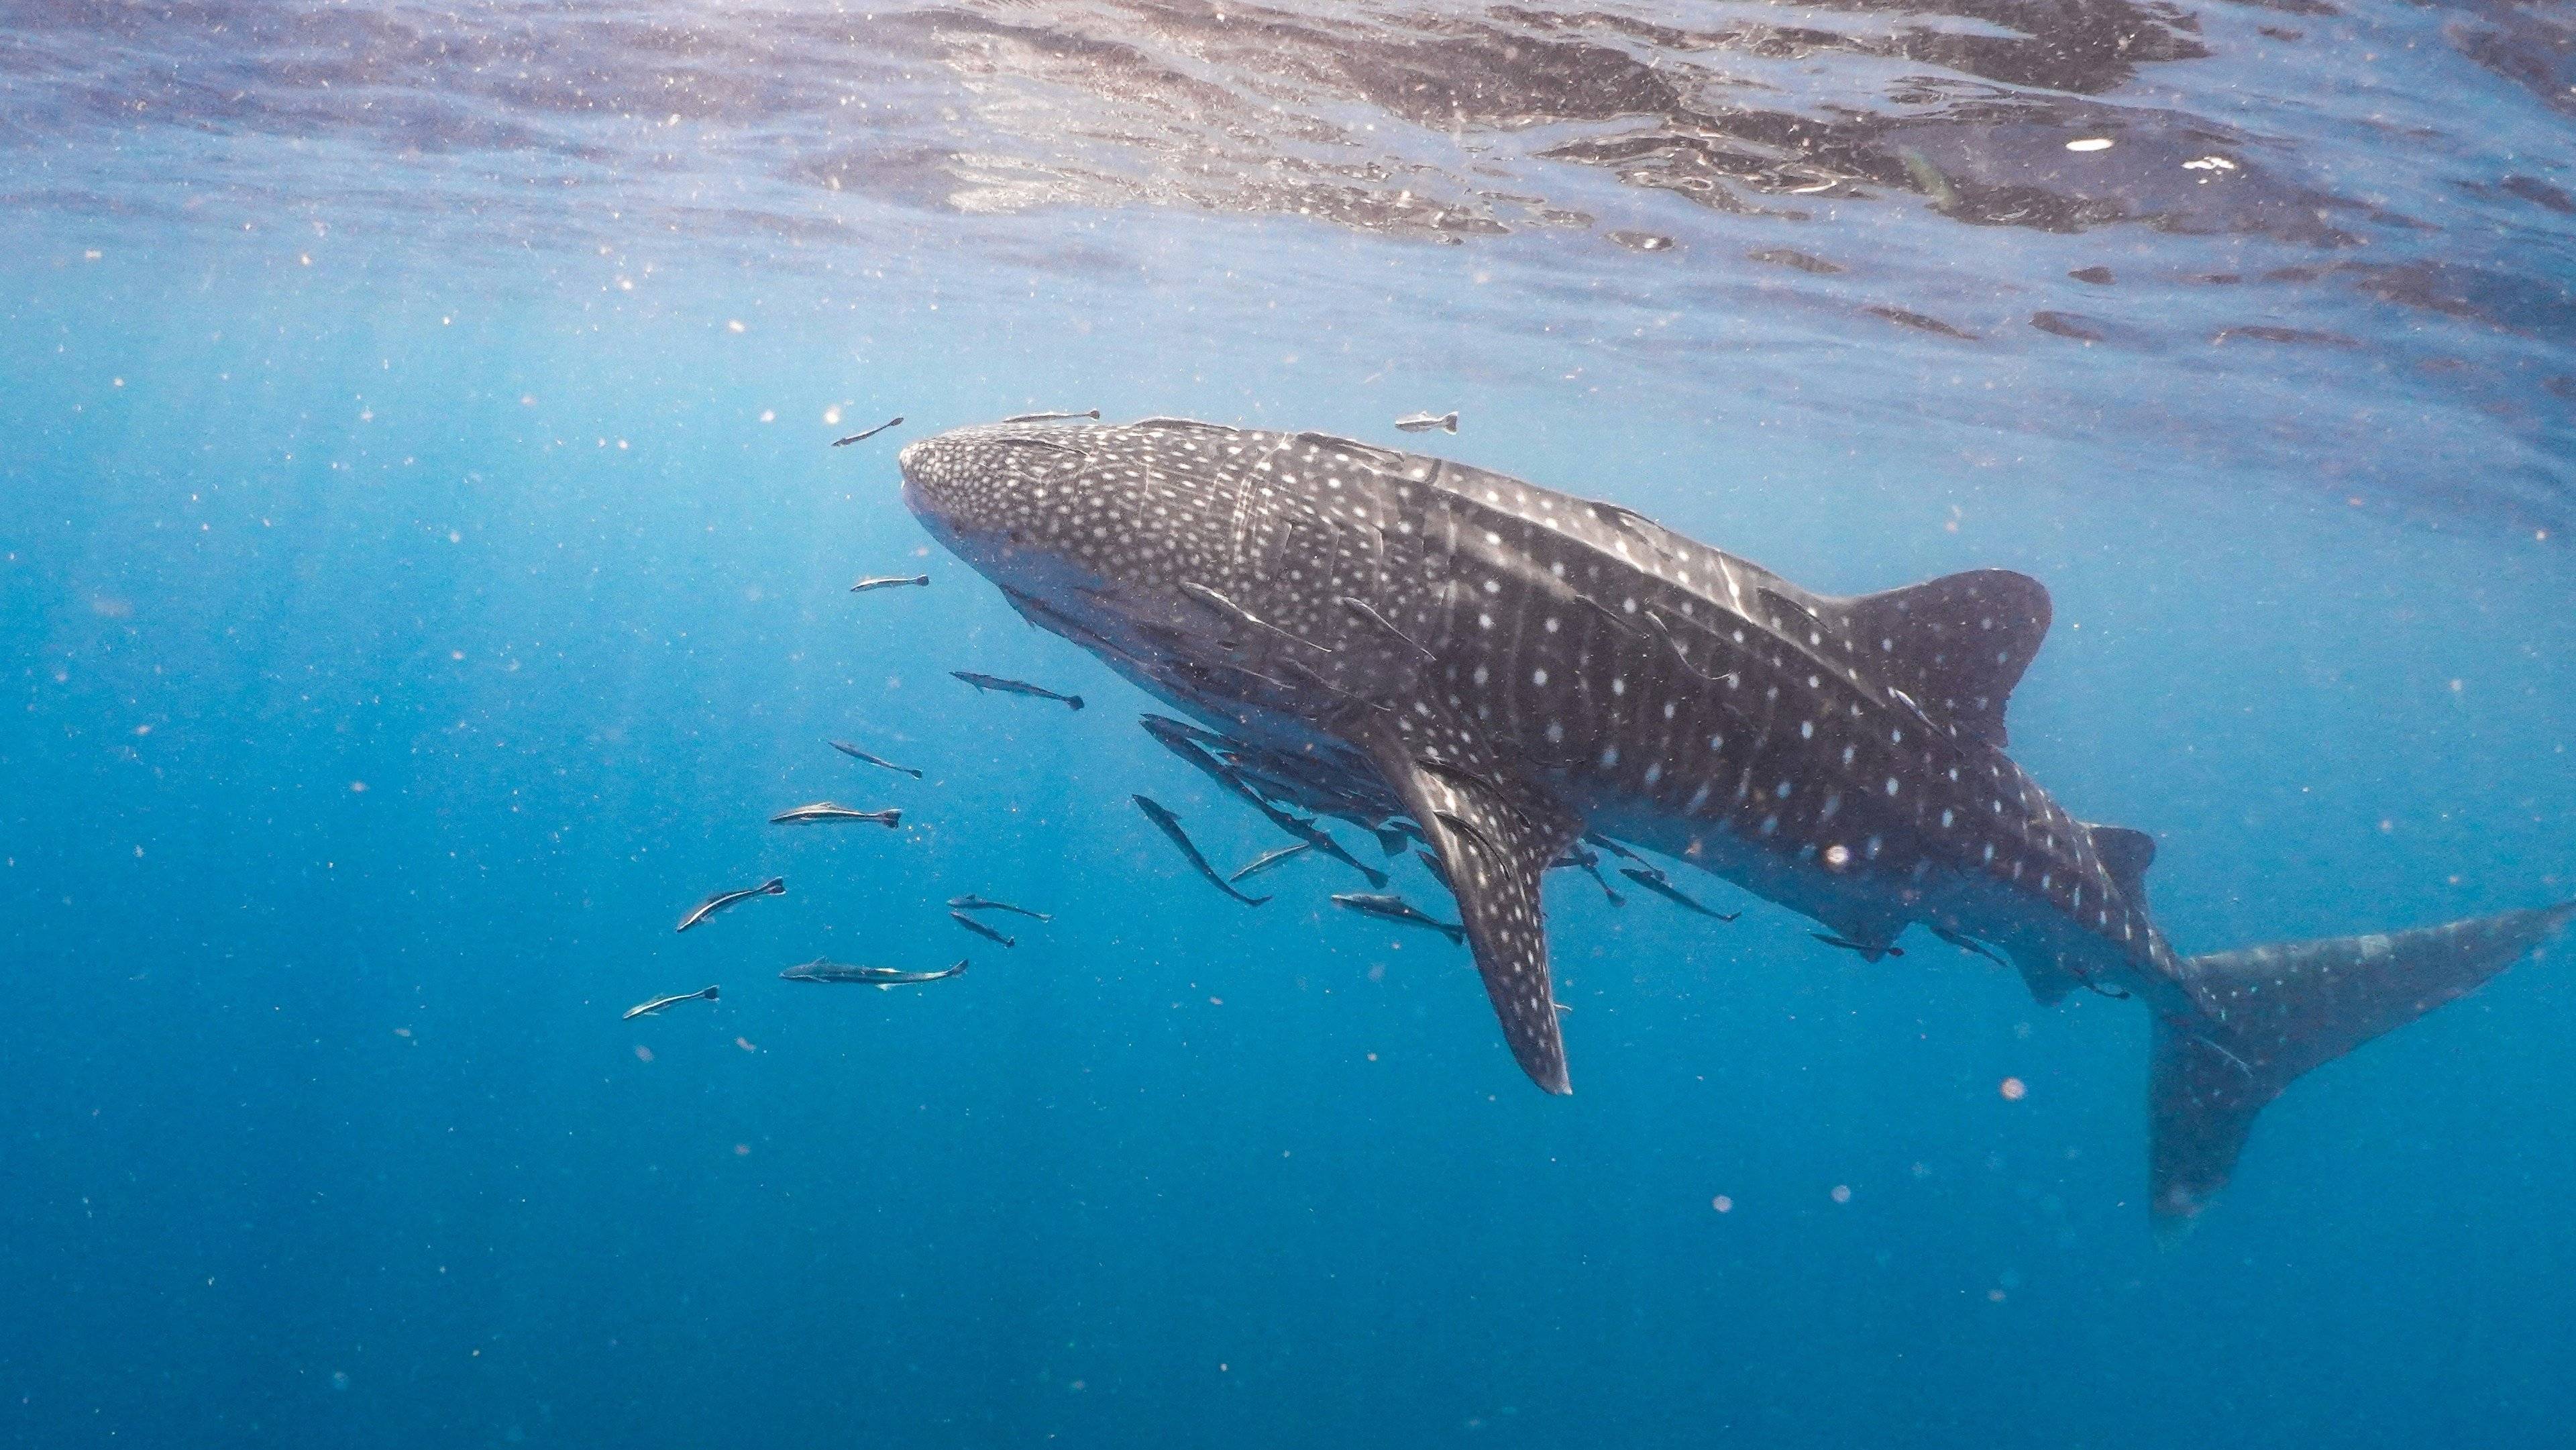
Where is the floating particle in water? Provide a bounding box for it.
[1988,1289,2008,1302]
[1711,1195,1733,1213]
[1830,1184,1851,1204]
[2000,1076,2029,1100]
[330,1371,348,1391]
[735,1037,757,1053]
[633,1045,653,1063]
[734,1143,750,1156]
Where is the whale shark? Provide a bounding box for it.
[898,414,2570,1224]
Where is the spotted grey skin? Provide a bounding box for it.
[900,415,2571,1222]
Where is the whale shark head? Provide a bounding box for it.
[898,417,1342,688]
[899,422,1097,576]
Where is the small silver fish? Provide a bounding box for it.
[1394,411,1458,434]
[948,894,1051,921]
[1332,892,1466,945]
[949,911,1015,947]
[770,802,903,827]
[1618,866,1739,921]
[676,876,786,933]
[623,985,719,1020]
[1001,409,1100,423]
[780,957,967,986]
[1132,794,1268,907]
[1228,841,1313,883]
[830,415,903,447]
[951,671,1084,711]
[850,574,930,592]
[829,740,924,779]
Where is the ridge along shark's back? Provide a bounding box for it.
[898,415,2572,1224]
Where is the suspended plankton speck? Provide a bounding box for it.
[2000,1076,2029,1101]
[1711,1194,1733,1213]
[727,319,747,333]
[759,409,775,423]
[2065,137,2114,152]
[1830,1184,1852,1204]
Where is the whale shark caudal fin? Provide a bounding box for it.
[2149,899,2576,1227]
[1357,699,1582,1094]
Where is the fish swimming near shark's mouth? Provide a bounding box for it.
[898,413,2573,1227]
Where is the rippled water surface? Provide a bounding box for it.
[4,2,2574,1447]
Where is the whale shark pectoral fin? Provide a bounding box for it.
[1356,702,1582,1095]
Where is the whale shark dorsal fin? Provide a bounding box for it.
[1356,701,1582,1095]
[1816,568,2051,747]
[2086,824,2157,904]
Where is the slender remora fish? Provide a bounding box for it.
[949,911,1016,947]
[951,671,1085,711]
[770,802,902,827]
[1618,865,1739,921]
[832,415,903,446]
[829,740,924,778]
[1814,931,1904,960]
[900,413,2575,1225]
[850,574,930,592]
[1332,892,1466,945]
[1229,841,1313,882]
[1395,411,1459,433]
[1130,794,1269,906]
[1552,842,1625,906]
[1140,714,1387,887]
[676,876,786,932]
[1002,409,1101,423]
[949,894,1051,921]
[623,986,719,1020]
[781,957,967,986]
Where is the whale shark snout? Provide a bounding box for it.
[896,422,1109,554]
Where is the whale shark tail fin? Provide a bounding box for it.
[2149,899,2575,1230]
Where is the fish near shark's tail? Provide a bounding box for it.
[2148,899,2574,1231]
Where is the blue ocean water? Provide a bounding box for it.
[4,3,2573,1445]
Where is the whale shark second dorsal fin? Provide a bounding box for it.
[2086,823,2157,905]
[1809,568,2051,747]
[1357,697,1583,1095]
